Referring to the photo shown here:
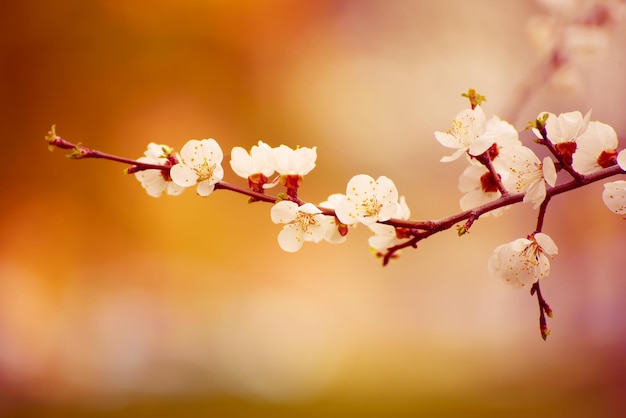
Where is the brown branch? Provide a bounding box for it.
[46,128,625,260]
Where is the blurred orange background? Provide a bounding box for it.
[2,0,626,416]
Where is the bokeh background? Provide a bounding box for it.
[2,0,626,416]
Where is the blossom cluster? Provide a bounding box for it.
[527,0,625,92]
[435,95,624,292]
[130,94,625,289]
[45,89,626,339]
[133,137,411,254]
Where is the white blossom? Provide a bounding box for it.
[170,139,224,197]
[229,141,275,179]
[458,165,507,217]
[367,196,411,252]
[434,106,492,162]
[501,146,557,208]
[271,145,317,176]
[536,110,591,144]
[435,106,523,163]
[270,201,326,252]
[134,143,184,198]
[488,233,559,289]
[572,121,618,174]
[334,175,400,226]
[318,194,348,244]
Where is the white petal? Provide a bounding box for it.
[618,150,626,171]
[458,165,485,193]
[321,217,347,243]
[135,170,167,197]
[535,253,552,280]
[196,180,215,197]
[484,116,520,147]
[271,145,292,173]
[270,201,298,224]
[292,147,317,175]
[434,131,461,149]
[230,146,253,178]
[198,138,224,161]
[178,139,203,161]
[377,202,400,222]
[534,233,558,256]
[346,174,376,197]
[395,196,411,219]
[319,193,345,209]
[375,176,399,204]
[368,226,396,251]
[277,225,303,252]
[468,134,495,156]
[144,143,171,160]
[510,237,532,252]
[542,157,557,187]
[523,180,547,209]
[334,195,358,225]
[170,164,198,187]
[602,180,626,215]
[271,145,317,175]
[460,190,502,214]
[303,218,327,243]
[250,142,276,176]
[213,164,225,183]
[298,203,323,215]
[166,182,185,196]
[440,147,467,162]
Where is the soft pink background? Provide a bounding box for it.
[2,1,626,416]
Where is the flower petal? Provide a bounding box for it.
[230,146,253,178]
[618,150,626,171]
[277,224,303,252]
[542,157,557,187]
[196,180,215,197]
[170,164,198,187]
[270,200,298,224]
[534,233,558,256]
[602,180,626,215]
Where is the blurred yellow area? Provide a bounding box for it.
[2,0,626,416]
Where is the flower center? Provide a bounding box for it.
[296,212,318,231]
[448,115,477,143]
[360,197,382,218]
[512,161,542,193]
[194,159,216,181]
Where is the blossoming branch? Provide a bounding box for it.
[46,90,626,340]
